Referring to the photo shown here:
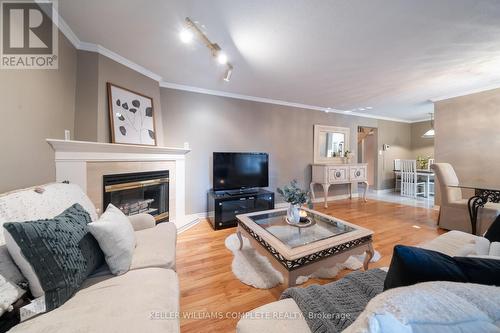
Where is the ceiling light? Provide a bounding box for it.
[344,110,353,114]
[223,65,233,82]
[365,106,373,110]
[358,107,366,111]
[325,108,332,113]
[422,113,435,138]
[179,29,193,43]
[422,129,435,138]
[182,17,234,81]
[217,52,228,65]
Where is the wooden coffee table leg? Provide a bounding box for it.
[363,242,374,270]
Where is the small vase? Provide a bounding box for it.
[287,203,301,223]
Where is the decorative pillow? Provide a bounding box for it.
[344,281,500,333]
[485,215,500,242]
[384,245,500,290]
[3,204,104,311]
[87,204,135,275]
[384,245,467,290]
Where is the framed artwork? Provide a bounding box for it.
[107,83,157,146]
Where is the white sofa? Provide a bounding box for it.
[0,183,180,333]
[236,230,489,333]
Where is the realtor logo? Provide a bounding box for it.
[1,0,58,69]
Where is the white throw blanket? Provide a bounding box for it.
[344,281,500,333]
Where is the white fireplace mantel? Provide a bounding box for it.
[47,139,190,160]
[47,139,194,230]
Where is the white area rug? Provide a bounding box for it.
[225,233,381,289]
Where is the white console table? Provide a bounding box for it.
[310,163,369,208]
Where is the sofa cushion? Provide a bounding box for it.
[419,230,482,256]
[344,281,500,333]
[88,204,136,276]
[3,204,104,310]
[9,268,180,333]
[130,222,177,271]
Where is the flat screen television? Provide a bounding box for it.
[213,152,269,191]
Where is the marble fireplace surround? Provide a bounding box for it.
[47,139,195,231]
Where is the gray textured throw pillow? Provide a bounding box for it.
[3,203,104,311]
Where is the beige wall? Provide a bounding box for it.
[0,33,77,194]
[74,51,99,141]
[161,88,412,214]
[377,120,413,189]
[74,51,164,145]
[410,120,434,158]
[435,87,500,187]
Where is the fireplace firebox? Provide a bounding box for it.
[103,170,169,223]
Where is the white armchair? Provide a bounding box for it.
[431,163,500,234]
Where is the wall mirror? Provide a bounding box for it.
[313,125,350,164]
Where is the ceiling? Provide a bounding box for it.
[59,0,500,122]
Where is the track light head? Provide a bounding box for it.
[223,66,233,82]
[179,29,193,43]
[217,52,228,65]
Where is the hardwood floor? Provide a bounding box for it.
[177,199,444,333]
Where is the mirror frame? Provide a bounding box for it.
[313,124,350,164]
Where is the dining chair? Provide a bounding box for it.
[394,159,401,191]
[400,160,426,198]
[426,158,435,196]
[427,158,435,170]
[431,163,500,234]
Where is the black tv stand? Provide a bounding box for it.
[208,189,274,230]
[224,188,259,196]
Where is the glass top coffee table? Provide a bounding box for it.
[236,208,374,287]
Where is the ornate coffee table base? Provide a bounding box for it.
[236,226,374,288]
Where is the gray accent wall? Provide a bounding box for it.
[160,88,413,214]
[0,33,77,194]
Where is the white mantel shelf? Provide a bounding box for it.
[47,139,190,155]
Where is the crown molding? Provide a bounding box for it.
[79,42,163,82]
[159,81,414,123]
[55,8,415,124]
[429,82,500,103]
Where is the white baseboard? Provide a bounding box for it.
[369,188,396,194]
[175,214,202,234]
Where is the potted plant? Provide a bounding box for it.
[343,150,353,164]
[277,180,313,223]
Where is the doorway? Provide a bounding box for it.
[357,126,378,187]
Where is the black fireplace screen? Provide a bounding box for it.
[103,170,169,223]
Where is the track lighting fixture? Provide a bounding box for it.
[180,17,234,82]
